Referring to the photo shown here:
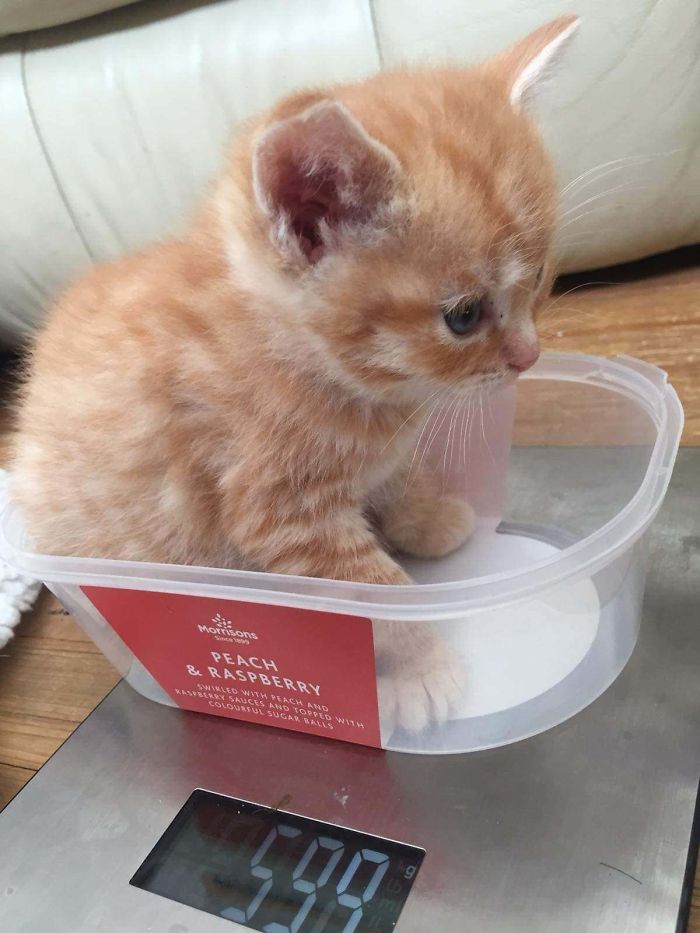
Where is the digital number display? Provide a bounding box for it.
[131,790,424,932]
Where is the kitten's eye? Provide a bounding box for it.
[443,299,484,336]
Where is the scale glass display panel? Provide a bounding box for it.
[131,790,423,931]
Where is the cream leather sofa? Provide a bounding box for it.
[1,0,698,343]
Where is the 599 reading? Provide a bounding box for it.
[131,792,424,933]
[210,821,420,933]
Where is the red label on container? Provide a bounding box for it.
[82,587,381,748]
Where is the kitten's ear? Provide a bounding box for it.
[490,15,580,112]
[252,100,402,264]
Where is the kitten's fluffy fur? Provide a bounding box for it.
[12,17,578,733]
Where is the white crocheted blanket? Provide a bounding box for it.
[0,470,41,648]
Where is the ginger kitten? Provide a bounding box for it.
[12,17,579,734]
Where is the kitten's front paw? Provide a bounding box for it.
[376,630,464,738]
[383,494,475,559]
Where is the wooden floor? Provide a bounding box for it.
[0,589,120,804]
[0,246,698,929]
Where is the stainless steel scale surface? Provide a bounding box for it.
[1,451,698,933]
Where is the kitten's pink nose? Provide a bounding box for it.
[503,337,540,373]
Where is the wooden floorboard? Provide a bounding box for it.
[0,761,35,807]
[0,247,697,928]
[0,590,120,796]
[690,882,700,933]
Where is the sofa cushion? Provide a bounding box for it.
[0,0,143,36]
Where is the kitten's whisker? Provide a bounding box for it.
[464,398,476,470]
[444,399,461,481]
[542,300,604,319]
[378,390,440,455]
[458,405,468,470]
[486,394,497,429]
[559,182,645,220]
[443,401,455,480]
[561,165,641,207]
[404,396,443,491]
[561,157,639,198]
[413,400,453,485]
[542,281,617,317]
[557,204,627,232]
[561,158,658,202]
[540,308,604,334]
[560,147,684,199]
[558,187,652,232]
[477,391,496,467]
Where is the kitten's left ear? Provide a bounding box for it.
[252,100,403,265]
[491,15,580,112]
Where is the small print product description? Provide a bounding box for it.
[82,588,381,747]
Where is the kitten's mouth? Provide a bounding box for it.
[446,370,512,402]
[466,369,515,390]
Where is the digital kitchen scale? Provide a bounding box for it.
[1,453,698,933]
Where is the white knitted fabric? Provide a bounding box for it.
[0,470,41,648]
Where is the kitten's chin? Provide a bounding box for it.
[495,368,521,386]
[376,369,514,407]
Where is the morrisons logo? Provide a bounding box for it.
[198,612,258,643]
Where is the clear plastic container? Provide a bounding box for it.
[0,353,683,753]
